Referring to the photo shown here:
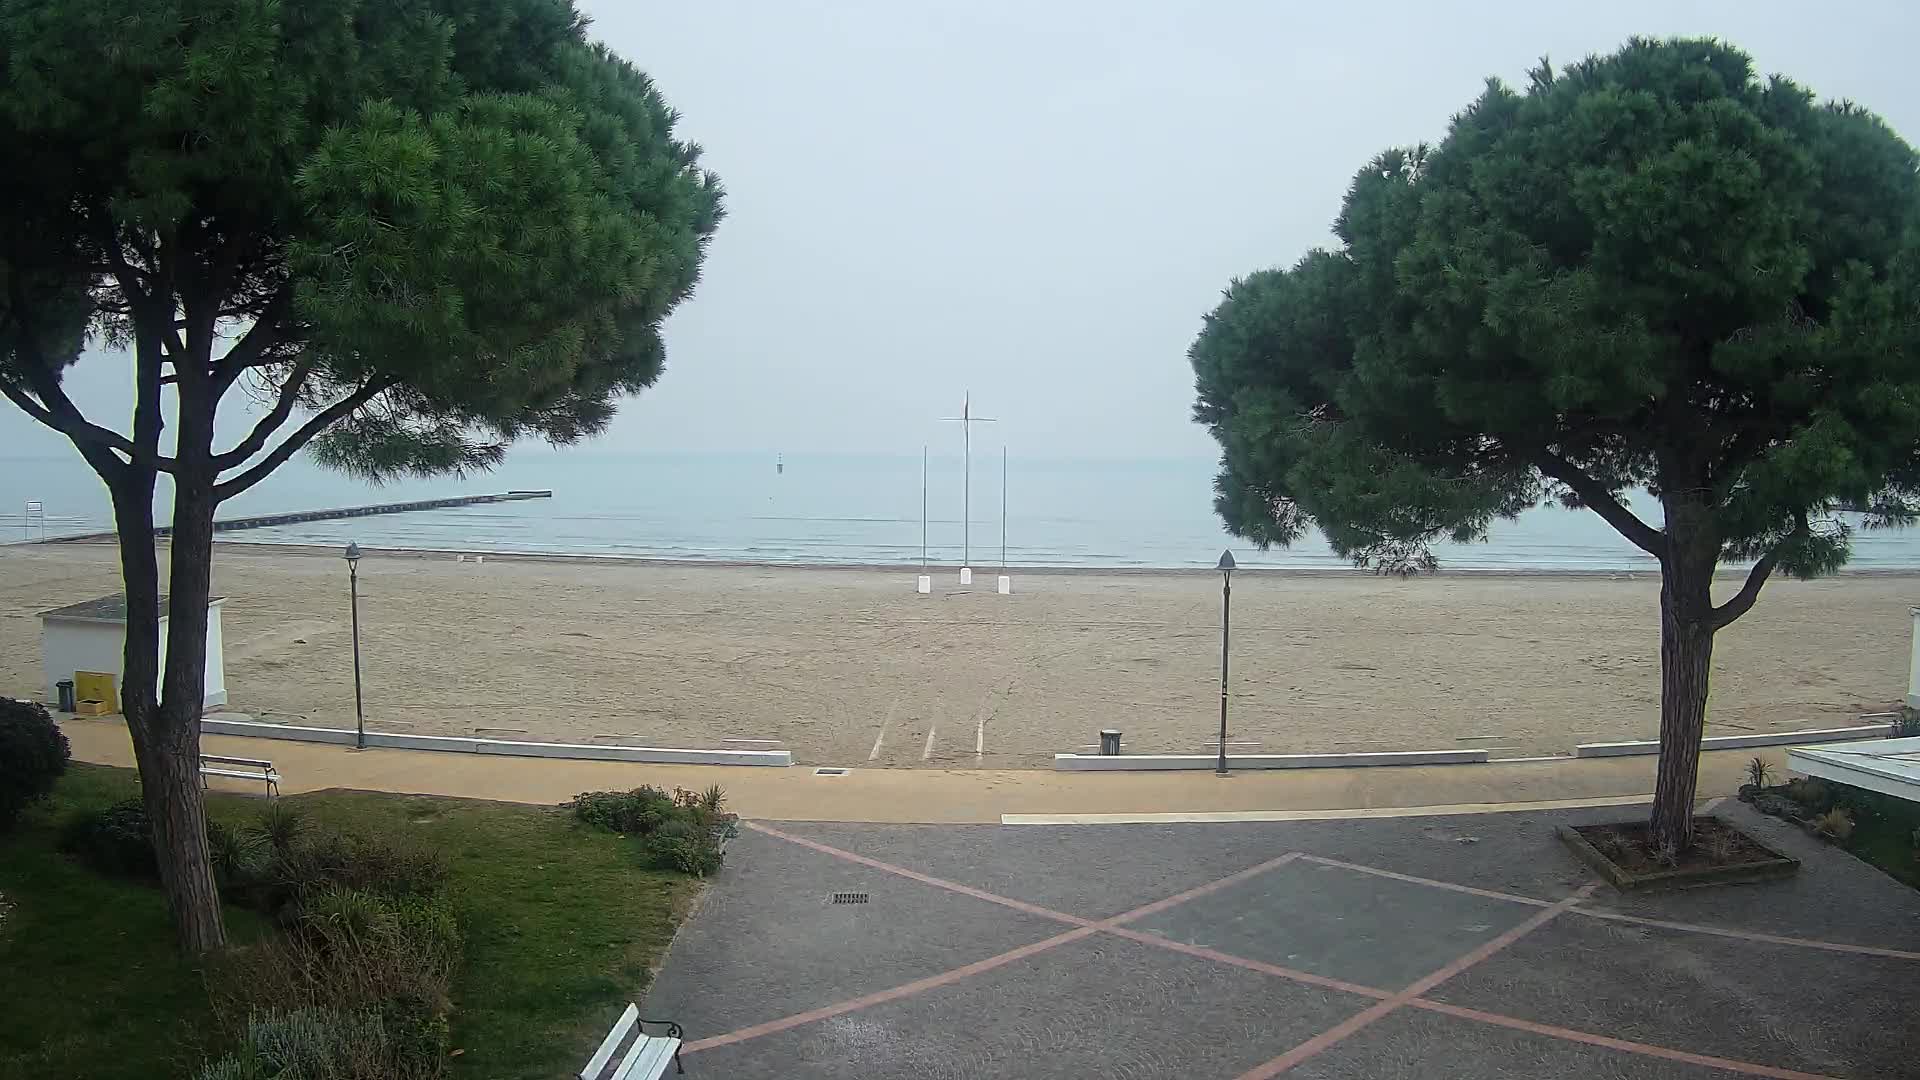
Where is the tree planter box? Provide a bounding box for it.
[1557,819,1799,891]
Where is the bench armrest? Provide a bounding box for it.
[635,1019,683,1040]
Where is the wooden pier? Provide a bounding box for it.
[52,490,552,541]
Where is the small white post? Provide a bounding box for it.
[473,554,484,565]
[917,574,932,595]
[996,575,1012,594]
[1908,607,1920,709]
[455,553,466,563]
[959,567,973,585]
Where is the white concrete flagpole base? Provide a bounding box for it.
[959,567,973,585]
[997,575,1012,594]
[916,574,932,595]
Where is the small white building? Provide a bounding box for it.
[39,593,228,711]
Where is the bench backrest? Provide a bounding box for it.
[201,755,274,770]
[580,1003,639,1080]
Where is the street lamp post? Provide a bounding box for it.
[345,542,365,750]
[1216,549,1235,776]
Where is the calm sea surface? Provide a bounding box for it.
[6,450,1920,571]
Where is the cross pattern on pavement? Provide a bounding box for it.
[678,821,1919,1079]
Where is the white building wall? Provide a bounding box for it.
[40,600,228,709]
[41,620,128,703]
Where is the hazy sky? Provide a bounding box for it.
[8,1,1920,464]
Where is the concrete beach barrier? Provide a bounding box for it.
[199,715,792,766]
[1573,723,1890,758]
[1053,749,1490,771]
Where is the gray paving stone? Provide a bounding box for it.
[1131,858,1536,989]
[680,932,1370,1079]
[645,827,1071,1038]
[1292,1007,1739,1080]
[1429,915,1917,1078]
[647,809,1920,1078]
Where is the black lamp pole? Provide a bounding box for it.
[345,542,364,750]
[1216,549,1235,776]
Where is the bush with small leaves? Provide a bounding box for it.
[642,817,724,877]
[0,697,69,831]
[568,787,674,835]
[59,798,157,877]
[1890,708,1920,738]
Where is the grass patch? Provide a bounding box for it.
[0,765,700,1080]
[0,766,267,1080]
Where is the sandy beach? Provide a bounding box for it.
[1,541,1910,768]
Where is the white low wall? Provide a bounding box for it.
[1573,724,1889,758]
[198,717,792,766]
[1053,749,1489,772]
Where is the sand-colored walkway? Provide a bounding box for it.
[63,717,1776,823]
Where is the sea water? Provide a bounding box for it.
[5,449,1920,571]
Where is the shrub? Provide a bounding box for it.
[265,830,448,915]
[257,803,306,853]
[1812,808,1855,842]
[569,786,674,835]
[59,798,157,877]
[1786,777,1831,809]
[0,697,70,830]
[1890,707,1920,738]
[212,887,459,1049]
[573,785,736,876]
[195,1007,436,1080]
[208,821,274,892]
[1702,828,1738,864]
[1745,757,1772,788]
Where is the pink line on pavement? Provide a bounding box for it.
[744,820,1096,927]
[690,829,1304,1056]
[1293,854,1554,907]
[681,924,1100,1053]
[1299,852,1920,962]
[1407,1000,1841,1080]
[1574,909,1920,961]
[700,825,1902,1074]
[1234,885,1598,1079]
[1105,926,1391,1000]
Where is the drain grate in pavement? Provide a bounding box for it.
[831,892,869,905]
[815,767,850,776]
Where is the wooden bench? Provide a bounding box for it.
[580,1003,683,1079]
[199,755,280,797]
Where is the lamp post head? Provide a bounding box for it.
[344,542,361,567]
[1217,549,1235,573]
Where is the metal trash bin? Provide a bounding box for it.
[56,679,76,713]
[1099,729,1122,756]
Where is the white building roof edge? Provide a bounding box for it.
[1787,735,1920,804]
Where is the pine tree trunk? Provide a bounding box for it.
[152,374,228,952]
[109,466,227,951]
[1649,552,1717,853]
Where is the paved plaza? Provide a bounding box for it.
[647,802,1920,1078]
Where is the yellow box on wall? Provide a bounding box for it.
[74,670,118,714]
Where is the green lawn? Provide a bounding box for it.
[0,764,700,1080]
